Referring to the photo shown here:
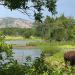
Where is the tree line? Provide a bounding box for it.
[0,15,75,41]
[0,28,33,38]
[33,15,75,41]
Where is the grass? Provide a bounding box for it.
[4,36,75,62]
[26,40,75,64]
[5,36,43,40]
[3,36,75,75]
[26,41,75,52]
[5,36,75,53]
[5,36,24,40]
[3,37,75,74]
[12,44,37,49]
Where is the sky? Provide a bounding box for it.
[56,0,75,18]
[0,0,75,21]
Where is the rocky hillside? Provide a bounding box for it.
[0,17,32,28]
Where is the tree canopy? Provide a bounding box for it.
[0,0,57,21]
[33,15,75,41]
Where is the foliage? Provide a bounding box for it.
[0,28,33,38]
[0,31,5,42]
[0,61,25,75]
[1,15,75,41]
[0,14,75,75]
[0,0,57,22]
[0,52,52,75]
[22,28,32,38]
[0,43,12,57]
[33,15,75,41]
[0,38,75,75]
[33,21,44,37]
[5,36,24,40]
[0,51,75,75]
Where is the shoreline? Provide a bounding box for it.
[12,44,37,49]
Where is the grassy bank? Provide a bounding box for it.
[5,36,43,41]
[5,36,75,62]
[12,44,37,49]
[3,37,75,74]
[26,41,75,62]
[5,36,24,40]
[27,41,75,75]
[26,41,75,51]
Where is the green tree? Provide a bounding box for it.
[33,15,75,41]
[44,16,54,40]
[33,21,44,37]
[22,29,32,38]
[0,0,57,21]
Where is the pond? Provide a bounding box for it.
[5,40,42,45]
[5,40,42,63]
[13,48,41,63]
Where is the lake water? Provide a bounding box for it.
[5,40,42,45]
[13,48,41,63]
[5,40,42,63]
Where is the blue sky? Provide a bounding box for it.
[0,0,75,21]
[56,0,75,18]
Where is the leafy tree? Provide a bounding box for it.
[0,0,57,21]
[33,21,44,37]
[44,16,54,40]
[33,15,75,41]
[22,29,32,38]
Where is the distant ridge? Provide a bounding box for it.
[0,17,32,28]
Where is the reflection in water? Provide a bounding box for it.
[5,40,29,45]
[13,48,41,63]
[5,40,42,63]
[5,40,42,45]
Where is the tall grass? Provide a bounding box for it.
[26,40,75,61]
[5,36,24,40]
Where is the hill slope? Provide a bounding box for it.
[0,17,32,28]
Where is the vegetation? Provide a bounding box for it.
[1,15,75,74]
[0,28,33,39]
[5,36,24,40]
[25,16,75,75]
[1,15,75,41]
[0,0,57,22]
[0,51,75,75]
[33,15,75,41]
[0,0,75,74]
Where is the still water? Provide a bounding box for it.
[13,48,41,63]
[5,40,42,45]
[5,40,41,63]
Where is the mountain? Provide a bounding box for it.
[0,17,32,28]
